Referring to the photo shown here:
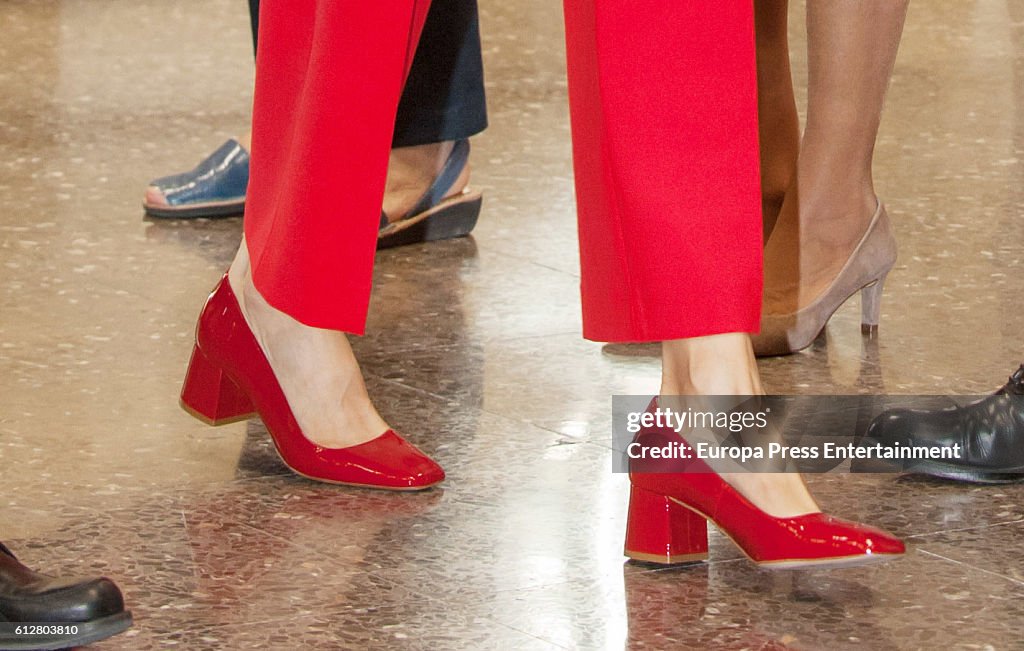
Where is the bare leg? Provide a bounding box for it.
[661,334,820,518]
[762,0,909,315]
[225,239,389,449]
[381,141,471,222]
[754,0,799,238]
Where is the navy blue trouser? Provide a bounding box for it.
[247,0,488,146]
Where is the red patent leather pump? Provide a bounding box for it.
[624,400,904,568]
[180,275,445,490]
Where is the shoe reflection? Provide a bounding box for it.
[623,561,898,650]
[179,479,442,628]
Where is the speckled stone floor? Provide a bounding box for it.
[2,0,1023,649]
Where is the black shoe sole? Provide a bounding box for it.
[143,200,245,219]
[377,195,482,250]
[0,611,133,650]
[144,193,480,247]
[905,460,1024,484]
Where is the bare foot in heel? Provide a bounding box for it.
[381,141,470,223]
[661,335,821,518]
[226,242,389,450]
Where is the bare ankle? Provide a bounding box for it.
[227,245,252,307]
[661,334,762,396]
[383,141,467,222]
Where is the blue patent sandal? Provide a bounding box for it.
[143,139,249,219]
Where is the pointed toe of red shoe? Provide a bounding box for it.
[806,514,906,559]
[308,429,446,490]
[750,514,906,568]
[856,524,906,557]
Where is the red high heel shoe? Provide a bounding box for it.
[624,401,904,568]
[179,274,445,490]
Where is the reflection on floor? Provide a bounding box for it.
[2,0,1023,648]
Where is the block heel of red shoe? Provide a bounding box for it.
[624,485,709,565]
[179,344,256,425]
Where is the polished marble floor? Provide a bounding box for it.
[2,0,1024,649]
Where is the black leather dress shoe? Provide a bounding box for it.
[865,365,1024,483]
[0,542,132,650]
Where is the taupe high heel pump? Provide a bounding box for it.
[752,200,897,356]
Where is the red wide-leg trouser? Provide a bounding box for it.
[564,1,764,342]
[245,1,761,342]
[245,0,432,333]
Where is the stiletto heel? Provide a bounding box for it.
[860,273,887,335]
[624,485,708,565]
[753,200,898,356]
[180,345,256,425]
[179,274,445,490]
